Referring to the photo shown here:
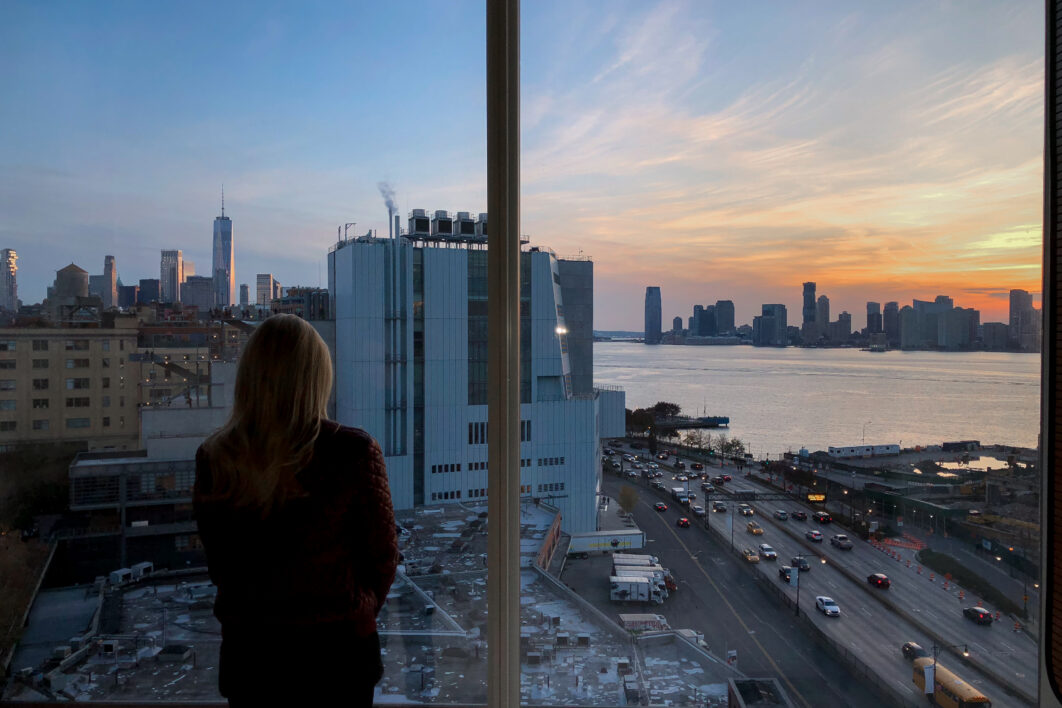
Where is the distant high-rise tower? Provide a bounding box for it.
[1009,289,1033,347]
[866,301,882,334]
[816,295,830,339]
[714,300,735,334]
[103,255,117,309]
[0,249,17,311]
[213,188,235,308]
[257,274,277,309]
[644,287,662,344]
[672,316,683,333]
[802,282,817,339]
[160,250,184,303]
[239,283,249,307]
[883,301,900,346]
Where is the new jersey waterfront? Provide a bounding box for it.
[595,343,1040,455]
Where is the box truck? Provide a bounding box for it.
[610,576,663,604]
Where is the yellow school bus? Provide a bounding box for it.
[912,657,991,707]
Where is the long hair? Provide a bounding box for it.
[200,314,333,515]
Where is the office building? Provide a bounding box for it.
[239,283,249,308]
[271,286,331,321]
[982,322,1009,350]
[672,316,683,332]
[88,256,118,310]
[181,275,216,314]
[160,250,184,304]
[883,301,900,346]
[866,302,882,334]
[938,307,979,350]
[912,296,954,348]
[644,287,662,344]
[0,318,142,451]
[256,274,277,310]
[328,211,624,533]
[213,193,235,308]
[1009,289,1039,351]
[695,304,717,336]
[714,300,735,334]
[816,295,829,340]
[138,279,160,305]
[899,306,919,349]
[0,249,17,312]
[753,304,787,347]
[802,282,817,340]
[117,285,139,308]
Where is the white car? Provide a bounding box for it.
[691,504,706,517]
[757,544,777,560]
[648,462,660,470]
[816,596,840,617]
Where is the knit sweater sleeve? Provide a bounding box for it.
[352,436,399,620]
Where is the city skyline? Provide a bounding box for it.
[0,1,1044,327]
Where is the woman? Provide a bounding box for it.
[194,314,397,706]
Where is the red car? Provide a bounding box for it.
[691,462,704,471]
[722,474,732,482]
[677,517,690,528]
[867,573,891,588]
[654,502,668,512]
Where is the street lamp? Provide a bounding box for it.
[928,643,969,696]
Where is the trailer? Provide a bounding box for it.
[567,529,646,556]
[619,613,670,632]
[612,568,669,598]
[610,576,663,604]
[671,487,689,502]
[612,552,660,565]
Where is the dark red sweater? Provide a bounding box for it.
[193,421,398,638]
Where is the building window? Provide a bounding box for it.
[0,341,15,352]
[0,361,14,370]
[65,378,89,390]
[102,395,111,408]
[102,358,110,368]
[0,380,15,391]
[65,418,90,429]
[64,340,89,351]
[32,359,48,369]
[119,416,125,427]
[102,377,110,389]
[101,340,110,352]
[65,358,90,369]
[65,397,90,408]
[119,396,125,407]
[32,420,49,431]
[0,401,14,411]
[32,379,48,390]
[0,421,15,432]
[102,417,110,427]
[32,398,48,409]
[32,339,48,351]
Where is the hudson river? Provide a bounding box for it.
[594,342,1041,456]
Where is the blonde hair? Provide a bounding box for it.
[201,314,333,515]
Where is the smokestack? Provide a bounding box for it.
[388,207,393,239]
[395,214,400,240]
[378,181,398,239]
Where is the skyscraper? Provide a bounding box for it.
[816,295,830,339]
[0,249,17,312]
[103,255,117,309]
[755,304,788,346]
[714,300,735,334]
[212,190,235,308]
[1009,289,1033,347]
[644,286,662,344]
[256,274,276,309]
[883,301,900,346]
[138,279,160,304]
[802,282,817,339]
[160,250,184,304]
[672,316,683,332]
[239,284,249,307]
[866,301,882,334]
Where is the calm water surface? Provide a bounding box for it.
[594,343,1040,456]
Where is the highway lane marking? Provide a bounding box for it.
[642,499,814,708]
[999,641,1014,652]
[859,606,872,617]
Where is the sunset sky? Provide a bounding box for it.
[0,1,1043,328]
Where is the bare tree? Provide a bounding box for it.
[618,485,640,516]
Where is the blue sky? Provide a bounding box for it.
[0,1,1044,328]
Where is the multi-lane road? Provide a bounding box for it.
[607,445,1038,707]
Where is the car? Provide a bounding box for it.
[686,492,697,502]
[901,642,929,661]
[813,511,833,524]
[722,474,732,482]
[791,556,811,572]
[654,502,668,512]
[691,504,706,517]
[746,521,764,535]
[963,606,994,625]
[656,453,669,460]
[631,442,644,449]
[805,529,823,542]
[603,448,615,455]
[830,534,853,550]
[691,462,704,471]
[742,548,761,563]
[701,482,715,493]
[738,504,754,516]
[648,462,659,470]
[791,510,808,521]
[677,517,691,528]
[774,510,789,521]
[758,544,777,560]
[675,461,686,469]
[867,573,891,588]
[713,501,727,512]
[651,480,665,490]
[676,475,688,482]
[816,596,840,617]
[712,475,726,484]
[778,565,794,583]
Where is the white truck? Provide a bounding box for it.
[619,613,670,632]
[612,552,660,566]
[612,567,669,598]
[567,529,646,557]
[670,486,689,502]
[610,576,663,604]
[675,628,710,651]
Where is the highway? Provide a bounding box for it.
[609,445,1037,706]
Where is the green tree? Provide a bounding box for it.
[650,401,681,418]
[618,485,640,516]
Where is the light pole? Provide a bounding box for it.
[929,643,969,695]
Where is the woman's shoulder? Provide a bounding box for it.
[317,420,380,457]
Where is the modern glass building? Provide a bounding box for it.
[644,286,662,344]
[212,203,235,308]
